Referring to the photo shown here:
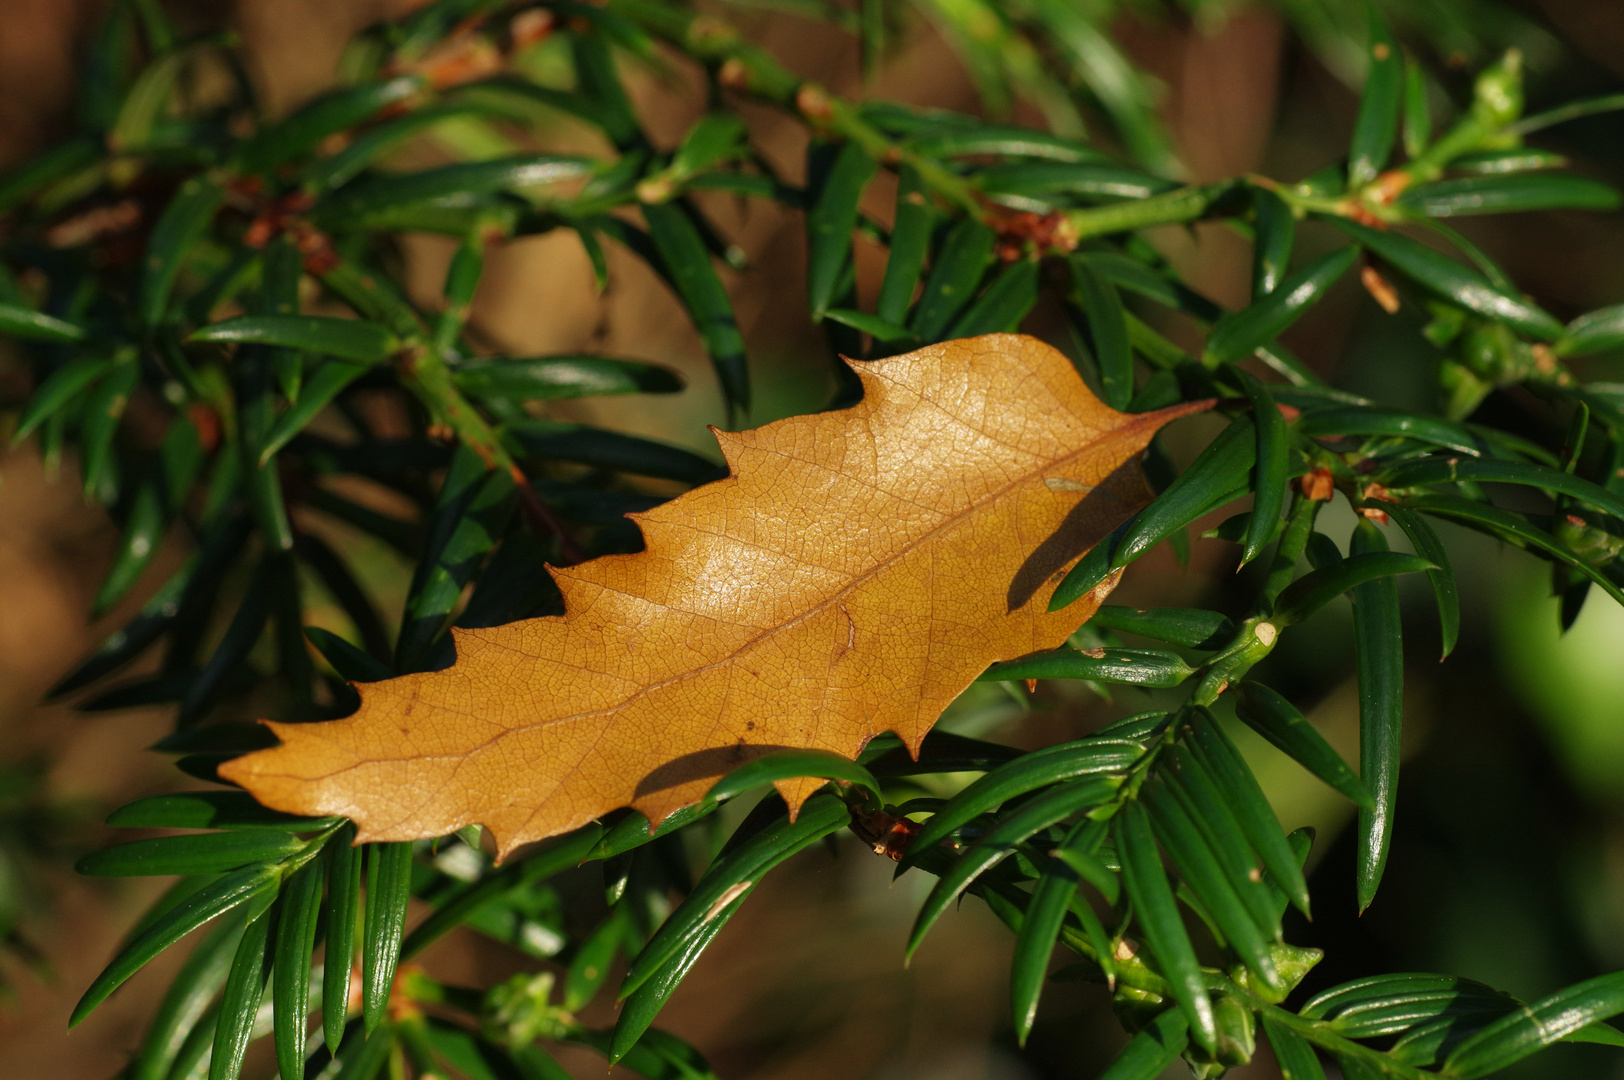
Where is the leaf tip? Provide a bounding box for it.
[67,993,96,1029]
[902,921,930,966]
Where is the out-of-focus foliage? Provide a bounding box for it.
[4,0,1624,1077]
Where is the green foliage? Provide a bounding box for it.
[3,0,1624,1077]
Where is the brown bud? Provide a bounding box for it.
[1361,265,1402,313]
[45,200,141,249]
[717,57,749,91]
[1358,480,1396,524]
[415,35,502,90]
[243,215,277,249]
[796,83,834,123]
[187,404,221,453]
[1367,169,1413,205]
[227,174,266,200]
[1299,467,1335,501]
[509,8,554,50]
[317,131,353,156]
[988,208,1077,258]
[293,226,338,274]
[1347,203,1388,228]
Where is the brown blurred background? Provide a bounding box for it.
[4,1,1624,1078]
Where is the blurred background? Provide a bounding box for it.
[2,0,1624,1077]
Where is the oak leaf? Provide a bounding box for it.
[222,334,1208,856]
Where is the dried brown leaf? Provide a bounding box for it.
[223,335,1207,856]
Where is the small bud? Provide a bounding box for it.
[1362,481,1396,504]
[317,131,353,156]
[1471,48,1524,129]
[227,174,266,200]
[1298,467,1334,501]
[717,57,749,90]
[415,35,503,90]
[990,208,1077,258]
[1254,622,1277,647]
[293,227,339,275]
[1346,202,1387,228]
[483,971,574,1046]
[1532,343,1560,376]
[44,199,141,249]
[1361,265,1401,313]
[635,176,675,205]
[187,404,221,453]
[509,9,554,50]
[243,215,277,249]
[796,83,834,123]
[1366,169,1412,205]
[1460,323,1529,382]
